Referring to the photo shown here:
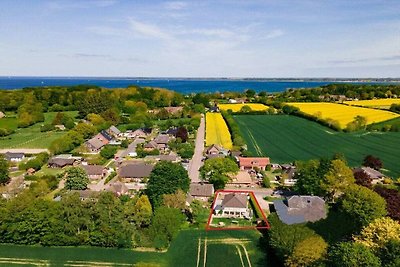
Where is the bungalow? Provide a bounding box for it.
[4,152,25,162]
[353,166,385,184]
[106,181,129,196]
[189,183,214,201]
[144,153,180,163]
[228,171,253,186]
[82,164,106,180]
[273,195,327,225]
[239,157,270,171]
[118,163,154,182]
[144,140,159,151]
[205,144,228,159]
[85,137,105,152]
[214,193,250,218]
[106,125,121,138]
[48,157,76,168]
[164,106,183,114]
[131,129,148,139]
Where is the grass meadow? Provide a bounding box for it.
[0,229,270,267]
[234,115,400,177]
[0,111,78,149]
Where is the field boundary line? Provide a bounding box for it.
[203,237,207,267]
[240,244,252,267]
[236,245,245,267]
[197,238,201,267]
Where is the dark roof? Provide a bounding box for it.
[4,152,25,160]
[353,167,385,179]
[106,182,128,194]
[154,134,170,144]
[82,164,104,176]
[190,183,214,197]
[48,158,75,168]
[144,140,158,149]
[142,128,152,134]
[166,127,178,135]
[100,130,113,141]
[221,193,248,209]
[108,126,121,135]
[119,163,154,178]
[273,195,326,225]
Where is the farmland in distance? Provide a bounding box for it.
[234,115,400,177]
[205,113,233,149]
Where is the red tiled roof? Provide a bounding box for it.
[239,157,270,167]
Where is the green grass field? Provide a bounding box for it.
[0,111,78,149]
[234,115,400,177]
[0,229,269,267]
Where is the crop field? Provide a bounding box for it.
[206,112,233,149]
[0,111,78,149]
[0,229,269,267]
[234,115,400,177]
[344,98,400,109]
[287,102,399,128]
[218,103,269,112]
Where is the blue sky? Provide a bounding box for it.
[0,0,399,77]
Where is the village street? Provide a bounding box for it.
[188,115,205,183]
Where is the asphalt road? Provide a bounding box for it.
[188,115,205,183]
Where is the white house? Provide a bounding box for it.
[214,193,250,218]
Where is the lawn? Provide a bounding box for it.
[0,111,78,149]
[234,115,400,177]
[0,117,19,130]
[0,229,270,267]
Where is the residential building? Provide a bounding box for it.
[105,181,129,196]
[227,171,253,186]
[118,163,154,182]
[353,166,386,184]
[189,183,214,201]
[0,111,4,119]
[82,164,106,180]
[238,157,270,171]
[106,125,121,137]
[85,137,105,152]
[214,193,250,218]
[48,157,76,168]
[205,144,228,159]
[273,195,327,225]
[4,152,25,162]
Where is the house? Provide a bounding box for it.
[144,140,159,151]
[82,164,106,180]
[4,152,25,162]
[118,163,154,182]
[99,130,113,143]
[281,164,297,186]
[205,144,228,159]
[54,124,66,131]
[144,153,180,163]
[239,157,270,171]
[85,137,105,152]
[189,183,214,201]
[214,193,250,218]
[48,157,76,168]
[132,129,148,139]
[273,195,327,225]
[166,127,178,136]
[164,106,183,114]
[106,181,129,196]
[106,126,121,137]
[209,106,219,112]
[154,134,171,145]
[228,171,253,186]
[353,166,385,184]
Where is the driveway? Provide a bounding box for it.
[188,115,205,183]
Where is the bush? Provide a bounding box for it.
[100,145,118,159]
[0,128,14,136]
[40,124,55,132]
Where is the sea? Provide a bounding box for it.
[0,77,396,94]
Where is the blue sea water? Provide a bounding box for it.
[0,77,394,94]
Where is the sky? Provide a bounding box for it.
[0,0,399,78]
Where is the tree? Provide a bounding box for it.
[0,155,10,185]
[100,145,118,159]
[321,159,355,200]
[149,207,185,249]
[65,167,89,190]
[363,155,383,170]
[294,159,325,196]
[374,187,400,221]
[328,242,381,267]
[340,185,386,227]
[200,157,239,190]
[162,190,186,209]
[240,105,252,113]
[379,239,400,267]
[285,236,328,267]
[74,123,97,139]
[146,161,190,207]
[354,170,372,188]
[175,127,188,143]
[245,89,256,98]
[354,217,400,249]
[125,195,152,227]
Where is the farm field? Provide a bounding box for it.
[344,98,400,109]
[287,102,399,128]
[218,103,269,112]
[234,115,400,177]
[0,111,78,149]
[206,112,233,149]
[0,229,270,267]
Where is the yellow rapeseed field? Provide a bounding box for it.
[344,99,400,109]
[205,112,233,149]
[287,102,400,128]
[218,103,269,112]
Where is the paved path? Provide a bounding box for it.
[188,115,205,183]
